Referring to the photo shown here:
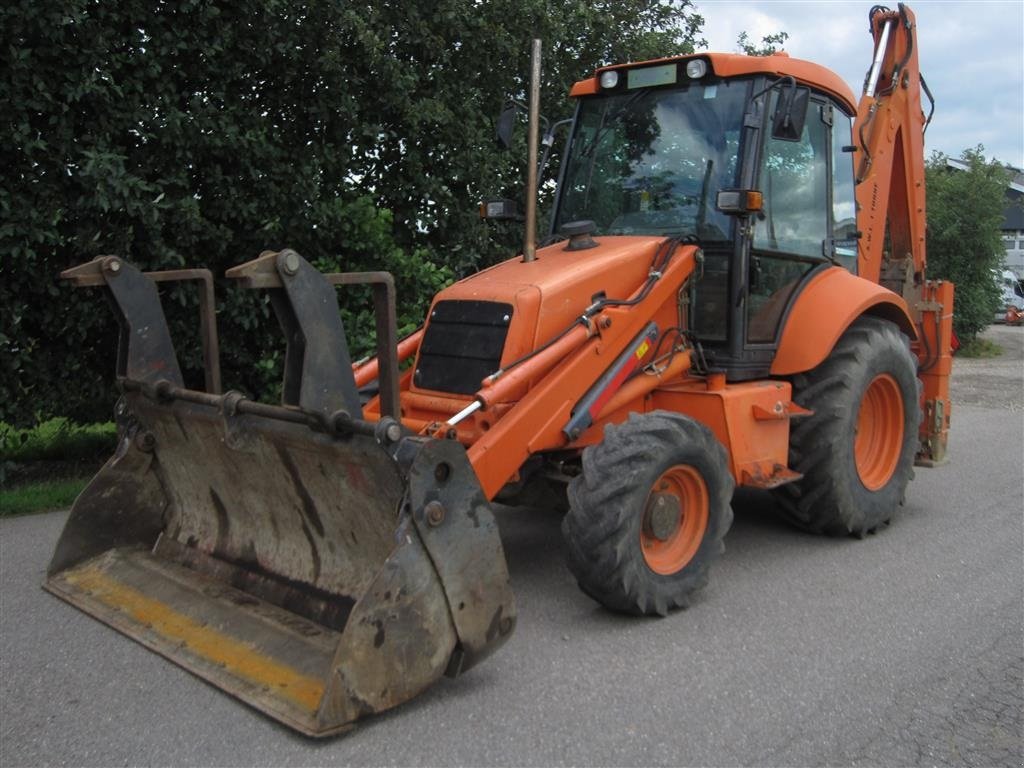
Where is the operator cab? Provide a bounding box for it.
[553,54,859,380]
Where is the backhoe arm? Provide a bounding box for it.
[853,3,951,465]
[854,2,932,287]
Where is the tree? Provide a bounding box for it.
[0,0,706,426]
[924,147,1009,341]
[736,30,789,56]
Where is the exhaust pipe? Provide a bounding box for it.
[523,38,541,262]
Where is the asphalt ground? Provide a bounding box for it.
[2,326,1022,767]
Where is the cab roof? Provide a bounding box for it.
[571,51,857,114]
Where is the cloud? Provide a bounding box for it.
[693,0,1024,166]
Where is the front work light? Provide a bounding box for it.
[599,70,619,89]
[685,59,708,79]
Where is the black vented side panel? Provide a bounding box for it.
[415,300,514,395]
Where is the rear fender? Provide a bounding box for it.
[770,267,916,376]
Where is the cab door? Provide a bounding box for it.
[687,86,858,380]
[745,93,831,345]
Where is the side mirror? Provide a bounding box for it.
[496,102,517,149]
[771,85,810,141]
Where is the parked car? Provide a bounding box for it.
[995,269,1024,322]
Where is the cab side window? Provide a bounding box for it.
[747,95,828,343]
[753,95,829,258]
[832,108,858,271]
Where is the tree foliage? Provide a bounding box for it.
[924,146,1009,341]
[736,30,789,56]
[1,0,705,426]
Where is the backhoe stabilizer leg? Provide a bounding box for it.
[914,279,954,466]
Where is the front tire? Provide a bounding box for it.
[773,316,920,536]
[562,412,734,616]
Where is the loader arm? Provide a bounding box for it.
[466,243,700,499]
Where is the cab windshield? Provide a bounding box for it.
[554,78,748,241]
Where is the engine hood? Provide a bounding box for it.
[438,235,668,349]
[409,236,681,398]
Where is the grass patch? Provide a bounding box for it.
[1,419,117,462]
[1,476,90,517]
[1,419,115,516]
[957,337,1004,358]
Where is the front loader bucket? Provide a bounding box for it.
[44,252,515,736]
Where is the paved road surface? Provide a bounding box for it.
[2,327,1021,766]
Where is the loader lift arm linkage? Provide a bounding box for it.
[45,1,953,738]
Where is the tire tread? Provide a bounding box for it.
[562,412,734,616]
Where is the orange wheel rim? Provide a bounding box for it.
[854,374,904,490]
[640,465,709,575]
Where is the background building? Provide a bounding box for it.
[999,168,1024,278]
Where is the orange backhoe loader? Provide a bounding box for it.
[46,2,952,737]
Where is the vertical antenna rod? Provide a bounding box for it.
[523,39,541,262]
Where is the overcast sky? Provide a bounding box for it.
[693,0,1024,168]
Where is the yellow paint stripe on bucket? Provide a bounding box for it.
[64,563,326,712]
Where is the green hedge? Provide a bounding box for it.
[1,0,702,426]
[0,2,453,423]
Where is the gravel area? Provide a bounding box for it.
[949,324,1024,410]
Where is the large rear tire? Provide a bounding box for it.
[773,316,920,536]
[562,412,734,616]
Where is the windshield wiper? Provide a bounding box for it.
[696,158,714,235]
